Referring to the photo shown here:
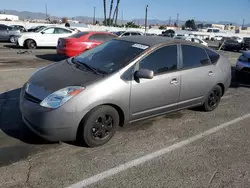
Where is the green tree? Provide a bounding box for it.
[125,22,139,28]
[185,19,196,29]
[159,25,166,30]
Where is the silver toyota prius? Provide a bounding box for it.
[20,36,231,147]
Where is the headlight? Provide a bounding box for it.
[238,55,248,62]
[40,86,85,109]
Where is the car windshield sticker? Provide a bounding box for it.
[132,44,149,50]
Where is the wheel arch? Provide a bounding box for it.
[24,38,37,47]
[216,83,225,96]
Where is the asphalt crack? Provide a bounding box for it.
[25,159,32,188]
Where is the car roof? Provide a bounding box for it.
[117,35,199,47]
[117,35,174,46]
[88,31,117,35]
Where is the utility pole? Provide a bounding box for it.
[169,16,171,26]
[242,18,245,29]
[145,5,148,33]
[93,7,96,25]
[177,13,179,27]
[121,10,123,26]
[45,4,48,18]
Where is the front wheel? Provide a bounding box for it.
[202,85,222,112]
[25,39,37,49]
[78,105,119,147]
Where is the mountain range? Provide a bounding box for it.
[1,9,250,27]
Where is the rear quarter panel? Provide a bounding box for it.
[214,53,232,93]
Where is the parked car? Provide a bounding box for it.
[20,36,231,147]
[57,31,118,57]
[219,37,241,51]
[241,37,250,50]
[16,26,77,49]
[235,51,250,78]
[114,31,143,37]
[27,25,46,32]
[0,24,21,42]
[10,25,27,32]
[185,37,208,46]
[231,36,243,43]
[173,34,186,39]
[213,36,224,41]
[162,29,175,38]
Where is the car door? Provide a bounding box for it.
[0,25,8,41]
[53,28,73,46]
[130,44,181,121]
[39,27,55,46]
[179,44,216,108]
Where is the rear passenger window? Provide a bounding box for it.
[205,49,220,64]
[139,45,178,75]
[181,45,210,69]
[88,34,104,42]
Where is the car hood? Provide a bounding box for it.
[20,32,40,37]
[27,59,103,100]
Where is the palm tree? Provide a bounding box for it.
[108,0,114,26]
[112,0,120,25]
[114,0,120,25]
[103,0,107,25]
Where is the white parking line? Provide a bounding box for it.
[0,68,36,72]
[67,113,250,188]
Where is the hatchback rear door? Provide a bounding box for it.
[130,44,181,121]
[179,44,216,108]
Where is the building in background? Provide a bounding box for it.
[0,14,19,21]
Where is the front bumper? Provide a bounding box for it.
[19,85,81,142]
[235,60,250,72]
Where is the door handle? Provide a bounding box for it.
[170,78,178,84]
[208,71,214,76]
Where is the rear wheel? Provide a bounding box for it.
[9,36,15,43]
[25,39,37,49]
[78,105,119,147]
[202,85,222,112]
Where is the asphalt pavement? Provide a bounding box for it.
[1,42,250,188]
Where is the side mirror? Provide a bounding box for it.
[41,31,45,34]
[134,69,154,79]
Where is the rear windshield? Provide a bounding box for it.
[70,32,89,38]
[73,40,148,74]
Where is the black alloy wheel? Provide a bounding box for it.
[202,85,222,112]
[92,115,113,140]
[79,105,119,147]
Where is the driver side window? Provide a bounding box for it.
[43,28,55,34]
[139,45,178,75]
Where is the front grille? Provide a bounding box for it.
[24,92,42,104]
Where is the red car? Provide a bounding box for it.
[57,31,118,57]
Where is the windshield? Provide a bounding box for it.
[34,26,46,32]
[113,31,125,36]
[72,39,148,74]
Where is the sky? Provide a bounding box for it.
[1,0,250,24]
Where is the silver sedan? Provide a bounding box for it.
[20,36,232,147]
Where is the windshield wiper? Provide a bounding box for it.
[72,58,102,75]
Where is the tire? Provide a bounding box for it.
[78,105,119,147]
[9,36,15,43]
[25,39,37,49]
[202,85,222,112]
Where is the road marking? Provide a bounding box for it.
[67,113,250,188]
[0,68,36,72]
